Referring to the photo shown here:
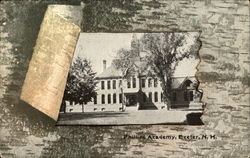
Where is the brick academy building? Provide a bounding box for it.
[66,58,204,113]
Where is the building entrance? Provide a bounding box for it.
[125,94,137,107]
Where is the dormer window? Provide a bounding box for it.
[127,78,131,88]
[148,78,152,87]
[132,77,136,88]
[185,80,192,87]
[141,78,146,88]
[154,78,158,87]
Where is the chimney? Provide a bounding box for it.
[103,60,107,71]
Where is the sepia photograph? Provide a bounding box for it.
[57,32,204,125]
[2,1,249,157]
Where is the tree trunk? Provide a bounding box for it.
[161,76,172,110]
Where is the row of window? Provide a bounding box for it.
[141,78,158,88]
[101,80,120,90]
[100,93,122,104]
[100,78,159,90]
[93,91,194,104]
[144,91,194,103]
[96,92,163,105]
[127,77,136,89]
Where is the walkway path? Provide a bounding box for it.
[57,110,203,125]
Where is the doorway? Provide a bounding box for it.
[125,94,137,106]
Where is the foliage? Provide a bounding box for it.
[63,56,98,105]
[112,34,141,78]
[113,33,201,108]
[141,33,201,108]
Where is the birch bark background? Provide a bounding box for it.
[0,0,249,157]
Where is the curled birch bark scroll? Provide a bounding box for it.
[20,5,82,120]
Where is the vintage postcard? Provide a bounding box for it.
[1,1,249,157]
[57,32,204,125]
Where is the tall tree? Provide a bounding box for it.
[63,56,98,105]
[112,34,141,77]
[112,48,138,78]
[141,33,201,109]
[111,33,201,109]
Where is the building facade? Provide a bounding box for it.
[65,59,204,113]
[65,60,204,113]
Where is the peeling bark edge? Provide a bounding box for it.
[20,5,82,120]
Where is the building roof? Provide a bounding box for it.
[96,58,148,79]
[171,76,196,89]
[96,59,197,89]
[97,65,123,78]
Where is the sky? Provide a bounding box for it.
[73,33,199,77]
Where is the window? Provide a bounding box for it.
[101,81,105,90]
[113,93,117,104]
[143,93,147,102]
[119,94,122,103]
[107,81,111,89]
[112,80,116,89]
[172,92,177,102]
[149,92,152,102]
[189,91,193,101]
[94,95,97,104]
[185,80,192,87]
[132,77,136,88]
[141,78,146,88]
[184,91,188,101]
[101,94,105,104]
[127,78,131,88]
[148,78,152,87]
[108,94,111,104]
[119,80,122,88]
[154,92,158,102]
[154,78,158,87]
[161,93,163,102]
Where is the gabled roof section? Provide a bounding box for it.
[96,65,123,79]
[97,58,145,79]
[171,77,186,89]
[172,76,197,89]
